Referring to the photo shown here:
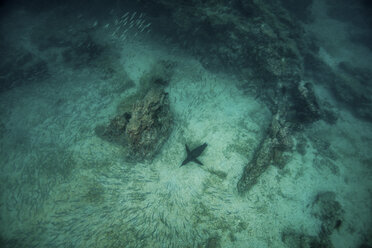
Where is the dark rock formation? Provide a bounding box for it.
[288,81,322,124]
[237,111,293,193]
[136,0,343,130]
[96,88,172,162]
[95,88,172,161]
[95,112,131,145]
[95,60,174,161]
[125,88,172,160]
[236,79,336,193]
[137,0,307,84]
[137,0,370,126]
[311,191,344,239]
[138,0,342,193]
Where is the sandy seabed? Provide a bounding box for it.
[0,5,371,248]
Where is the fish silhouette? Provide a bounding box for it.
[181,143,207,166]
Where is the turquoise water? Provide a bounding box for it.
[0,1,371,247]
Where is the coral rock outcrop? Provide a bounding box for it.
[125,88,172,160]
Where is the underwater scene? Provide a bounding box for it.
[0,0,371,247]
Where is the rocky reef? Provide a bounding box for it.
[125,87,172,160]
[133,0,371,125]
[126,0,350,193]
[95,60,174,162]
[237,110,293,193]
[138,0,307,84]
[140,0,369,196]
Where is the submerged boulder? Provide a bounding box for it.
[288,81,322,124]
[237,110,293,193]
[125,88,172,160]
[95,87,172,161]
[95,112,131,145]
[95,60,174,162]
